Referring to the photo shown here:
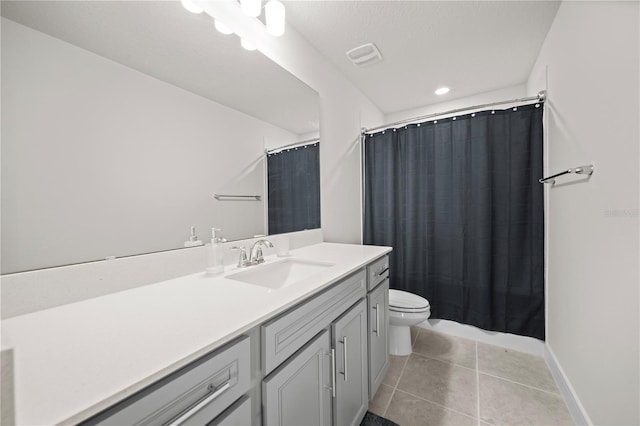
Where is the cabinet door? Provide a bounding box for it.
[368,279,389,399]
[332,299,368,426]
[262,330,332,426]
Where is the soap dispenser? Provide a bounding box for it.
[184,226,203,247]
[206,228,226,276]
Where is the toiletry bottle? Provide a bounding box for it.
[206,228,225,275]
[184,226,203,247]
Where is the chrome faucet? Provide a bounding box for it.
[232,239,275,268]
[249,239,274,265]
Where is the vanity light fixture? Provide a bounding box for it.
[265,0,286,36]
[215,19,233,35]
[181,0,203,14]
[182,0,287,56]
[435,87,450,95]
[241,0,262,18]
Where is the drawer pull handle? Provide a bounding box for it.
[376,267,389,277]
[168,382,231,426]
[324,351,336,398]
[374,303,380,336]
[340,337,348,382]
[330,348,337,398]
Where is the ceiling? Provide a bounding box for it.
[284,0,561,115]
[1,1,561,129]
[0,1,319,135]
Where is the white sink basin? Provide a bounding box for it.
[227,258,334,290]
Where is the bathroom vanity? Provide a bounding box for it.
[1,243,391,426]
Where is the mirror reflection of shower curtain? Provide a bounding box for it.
[267,142,320,235]
[363,104,545,340]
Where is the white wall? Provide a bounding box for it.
[1,18,300,273]
[527,2,639,424]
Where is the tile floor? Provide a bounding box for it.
[369,327,573,426]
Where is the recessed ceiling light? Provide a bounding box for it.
[435,87,450,95]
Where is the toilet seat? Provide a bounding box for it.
[389,289,430,313]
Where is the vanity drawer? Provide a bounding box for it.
[367,255,389,291]
[83,336,250,426]
[262,269,366,375]
[210,395,252,426]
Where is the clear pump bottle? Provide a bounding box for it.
[206,228,225,276]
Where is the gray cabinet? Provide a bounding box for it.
[81,255,389,426]
[261,269,369,425]
[367,278,389,398]
[366,255,390,400]
[210,395,252,426]
[261,270,366,375]
[82,336,251,426]
[262,330,332,426]
[332,299,369,426]
[366,255,389,292]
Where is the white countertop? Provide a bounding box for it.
[1,243,391,425]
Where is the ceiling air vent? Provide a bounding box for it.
[346,43,382,67]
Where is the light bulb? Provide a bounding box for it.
[181,0,203,14]
[240,0,261,17]
[266,0,285,36]
[214,19,233,35]
[241,38,257,51]
[435,87,450,95]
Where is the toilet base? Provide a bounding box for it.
[389,324,413,356]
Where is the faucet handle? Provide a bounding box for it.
[231,246,249,268]
[254,246,265,264]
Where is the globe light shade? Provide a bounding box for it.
[241,0,261,17]
[214,19,233,35]
[241,38,257,51]
[181,0,203,14]
[266,0,285,36]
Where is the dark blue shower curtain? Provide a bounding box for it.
[363,104,545,339]
[267,142,320,235]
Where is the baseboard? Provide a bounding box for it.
[544,345,592,426]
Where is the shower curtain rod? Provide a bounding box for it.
[265,138,319,155]
[362,90,546,134]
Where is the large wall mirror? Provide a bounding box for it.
[1,1,320,274]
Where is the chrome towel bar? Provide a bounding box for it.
[213,194,262,201]
[539,165,594,184]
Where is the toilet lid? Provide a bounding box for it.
[389,289,430,310]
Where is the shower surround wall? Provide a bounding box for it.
[528,1,639,424]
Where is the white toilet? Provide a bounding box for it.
[388,289,431,356]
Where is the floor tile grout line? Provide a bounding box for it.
[476,341,481,426]
[393,387,478,421]
[411,350,477,372]
[416,330,560,396]
[383,349,411,418]
[478,371,563,396]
